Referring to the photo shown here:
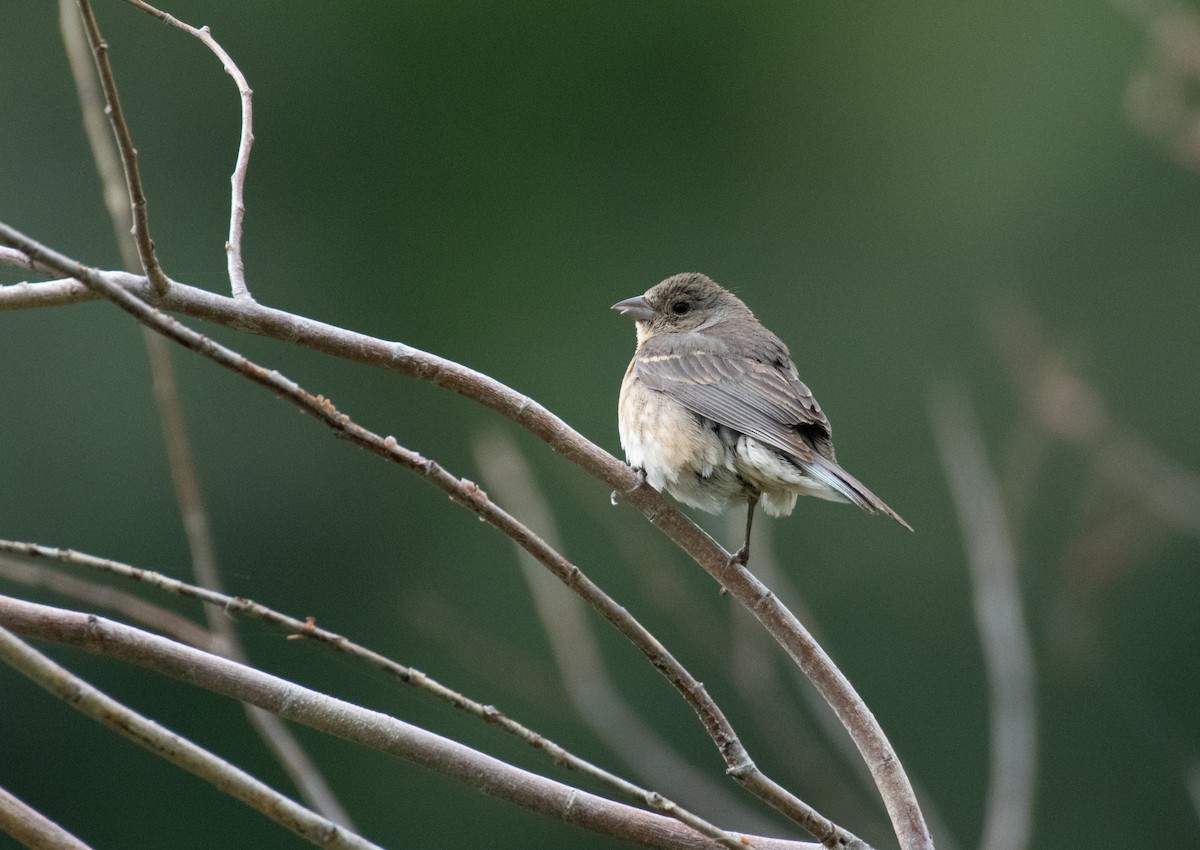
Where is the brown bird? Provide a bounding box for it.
[614,272,911,565]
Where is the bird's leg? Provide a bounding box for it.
[729,493,758,567]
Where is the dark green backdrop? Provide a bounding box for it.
[2,2,1198,848]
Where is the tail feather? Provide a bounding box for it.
[808,454,913,531]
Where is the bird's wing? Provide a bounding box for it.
[636,328,913,530]
[635,334,832,464]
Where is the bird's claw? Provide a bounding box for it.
[610,467,647,505]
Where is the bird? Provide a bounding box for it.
[613,272,911,566]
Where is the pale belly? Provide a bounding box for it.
[618,367,846,517]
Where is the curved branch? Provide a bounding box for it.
[929,386,1036,850]
[120,0,256,300]
[0,231,931,850]
[0,622,379,850]
[473,432,855,844]
[0,554,214,650]
[0,540,745,849]
[0,783,94,850]
[0,596,817,850]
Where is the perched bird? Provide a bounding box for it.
[613,272,911,565]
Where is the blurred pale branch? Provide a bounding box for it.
[929,386,1037,850]
[0,554,215,651]
[0,596,818,850]
[58,0,350,826]
[0,539,767,850]
[722,517,963,850]
[986,299,1200,551]
[1188,763,1200,825]
[1115,0,1200,170]
[980,297,1200,833]
[473,431,859,847]
[0,621,381,850]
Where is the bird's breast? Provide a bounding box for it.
[618,362,745,513]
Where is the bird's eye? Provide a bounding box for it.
[671,301,690,316]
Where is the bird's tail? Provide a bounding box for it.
[807,454,913,531]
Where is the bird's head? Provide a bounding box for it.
[612,273,752,341]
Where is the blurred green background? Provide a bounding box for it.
[2,1,1198,848]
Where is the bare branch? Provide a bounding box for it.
[474,432,845,846]
[0,247,56,278]
[0,554,214,650]
[58,2,348,825]
[0,275,108,309]
[120,0,256,300]
[0,226,817,837]
[720,521,964,850]
[0,596,818,850]
[0,539,766,847]
[146,325,352,826]
[928,385,1036,850]
[0,783,94,850]
[70,0,168,294]
[0,231,931,850]
[59,0,130,248]
[723,517,897,844]
[0,621,381,850]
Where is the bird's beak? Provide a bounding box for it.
[611,294,654,323]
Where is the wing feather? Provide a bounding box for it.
[636,329,832,464]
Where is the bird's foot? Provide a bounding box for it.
[718,546,750,595]
[610,467,647,505]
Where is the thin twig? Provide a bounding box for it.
[0,623,379,850]
[474,432,826,847]
[58,2,350,825]
[145,328,354,825]
[121,0,255,300]
[928,385,1037,850]
[0,554,214,650]
[0,274,121,308]
[0,596,817,850]
[0,783,95,850]
[59,0,130,241]
[71,0,168,295]
[0,237,932,850]
[0,539,763,848]
[0,246,55,277]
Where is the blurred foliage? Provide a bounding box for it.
[1,1,1198,849]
